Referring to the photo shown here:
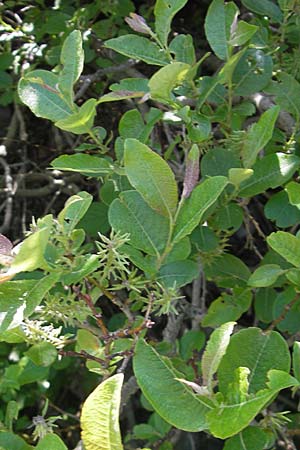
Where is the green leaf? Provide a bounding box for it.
[272,287,300,334]
[191,225,219,253]
[210,202,243,232]
[98,90,146,103]
[248,264,284,287]
[131,424,161,440]
[205,254,250,288]
[61,254,101,285]
[164,237,191,264]
[148,62,190,104]
[267,231,300,268]
[24,273,60,317]
[241,106,280,168]
[226,366,251,404]
[267,369,299,391]
[110,78,149,94]
[169,34,196,64]
[0,71,12,89]
[157,259,199,288]
[10,227,51,274]
[267,73,300,120]
[265,190,300,228]
[104,35,169,66]
[18,70,73,122]
[119,109,145,139]
[293,342,300,382]
[202,288,252,327]
[285,181,300,208]
[133,339,211,432]
[18,359,49,386]
[78,202,109,237]
[154,0,189,47]
[51,154,112,177]
[218,328,291,394]
[0,432,33,450]
[239,153,300,197]
[5,400,19,431]
[0,326,26,343]
[58,30,84,104]
[81,373,124,450]
[197,76,226,108]
[285,268,300,287]
[218,48,247,86]
[25,342,57,367]
[204,0,228,60]
[173,176,227,243]
[254,288,276,323]
[240,0,283,22]
[76,329,101,353]
[207,370,298,439]
[109,191,169,256]
[201,148,241,178]
[124,139,178,218]
[186,114,211,143]
[232,49,273,95]
[55,98,97,134]
[58,192,93,234]
[229,21,259,46]
[0,274,60,333]
[35,434,67,450]
[223,426,268,450]
[201,322,235,391]
[179,330,205,360]
[229,168,254,187]
[120,245,156,275]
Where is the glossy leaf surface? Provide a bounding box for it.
[201,322,235,391]
[148,62,190,104]
[239,153,300,197]
[173,176,227,243]
[204,0,228,60]
[124,139,178,218]
[51,154,112,177]
[18,70,73,121]
[104,35,169,66]
[267,231,300,268]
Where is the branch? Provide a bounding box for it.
[250,93,295,135]
[0,157,14,234]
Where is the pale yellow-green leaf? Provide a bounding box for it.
[81,373,124,450]
[10,227,51,274]
[201,322,236,391]
[148,62,190,104]
[55,99,97,134]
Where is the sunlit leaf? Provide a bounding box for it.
[81,374,124,450]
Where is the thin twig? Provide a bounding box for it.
[120,375,138,412]
[58,349,107,366]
